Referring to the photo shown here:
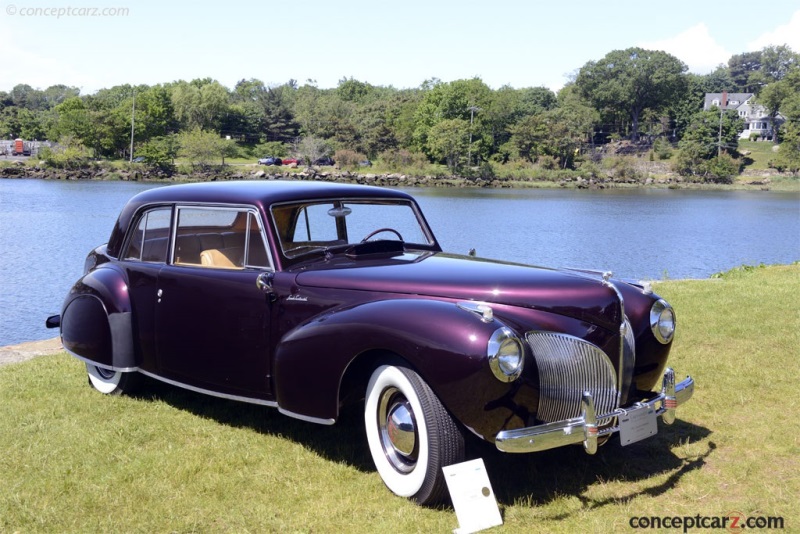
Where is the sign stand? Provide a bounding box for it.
[443,458,503,533]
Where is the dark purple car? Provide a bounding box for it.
[47,180,694,505]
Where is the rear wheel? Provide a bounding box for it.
[364,364,465,505]
[86,363,140,395]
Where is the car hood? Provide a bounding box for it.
[294,252,623,330]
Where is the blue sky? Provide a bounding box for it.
[1,0,799,94]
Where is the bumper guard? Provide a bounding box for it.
[495,367,694,454]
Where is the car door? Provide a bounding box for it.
[119,205,173,373]
[155,205,275,399]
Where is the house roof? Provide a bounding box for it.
[703,93,753,110]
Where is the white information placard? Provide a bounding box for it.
[442,458,503,534]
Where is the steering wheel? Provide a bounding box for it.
[360,227,404,243]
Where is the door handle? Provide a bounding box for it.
[256,272,274,292]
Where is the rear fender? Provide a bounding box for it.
[273,298,513,427]
[60,266,136,370]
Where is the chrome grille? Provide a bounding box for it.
[526,331,619,424]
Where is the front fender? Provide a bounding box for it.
[273,298,532,439]
[60,266,136,370]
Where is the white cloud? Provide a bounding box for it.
[639,23,731,74]
[748,10,800,51]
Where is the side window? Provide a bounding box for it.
[246,212,270,268]
[173,207,271,270]
[123,208,171,262]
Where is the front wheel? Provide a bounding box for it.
[86,363,140,395]
[364,364,465,505]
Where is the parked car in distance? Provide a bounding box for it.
[358,160,372,167]
[47,180,695,505]
[258,157,283,166]
[281,157,301,166]
[313,156,335,166]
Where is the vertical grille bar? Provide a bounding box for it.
[526,331,619,424]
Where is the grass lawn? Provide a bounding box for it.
[739,139,780,172]
[1,264,798,532]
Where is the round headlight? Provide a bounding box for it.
[650,299,676,344]
[488,327,524,382]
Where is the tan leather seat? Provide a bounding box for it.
[200,248,243,269]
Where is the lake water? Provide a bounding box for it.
[1,178,798,346]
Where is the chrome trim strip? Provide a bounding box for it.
[136,369,279,408]
[278,407,336,426]
[64,348,139,373]
[495,369,694,454]
[601,272,626,396]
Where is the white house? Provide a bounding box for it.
[703,92,784,140]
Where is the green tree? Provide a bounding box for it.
[674,108,744,178]
[171,80,230,131]
[136,134,179,171]
[771,122,800,174]
[426,118,470,172]
[576,47,688,142]
[412,78,492,159]
[50,97,92,144]
[508,114,547,162]
[758,67,800,141]
[294,135,331,166]
[178,128,226,168]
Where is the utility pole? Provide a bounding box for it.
[129,88,136,162]
[467,105,480,166]
[718,90,727,158]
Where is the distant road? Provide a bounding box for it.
[0,155,33,163]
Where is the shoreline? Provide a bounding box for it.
[0,337,63,367]
[1,163,794,191]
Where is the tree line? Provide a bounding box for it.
[1,44,798,177]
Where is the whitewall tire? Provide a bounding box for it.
[86,363,140,395]
[364,364,465,505]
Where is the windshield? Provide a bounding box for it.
[271,199,436,260]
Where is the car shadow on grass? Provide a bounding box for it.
[128,376,375,471]
[475,420,714,509]
[130,376,713,509]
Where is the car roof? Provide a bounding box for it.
[106,180,416,258]
[128,180,413,206]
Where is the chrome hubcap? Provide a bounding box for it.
[95,366,116,380]
[378,387,418,473]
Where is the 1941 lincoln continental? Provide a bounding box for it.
[47,180,695,505]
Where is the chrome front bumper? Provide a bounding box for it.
[495,368,695,454]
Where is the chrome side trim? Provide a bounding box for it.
[495,368,695,454]
[137,369,279,408]
[601,272,626,396]
[64,348,139,373]
[278,407,336,426]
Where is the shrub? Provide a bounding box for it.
[253,141,288,159]
[333,149,366,168]
[653,138,673,160]
[378,149,428,169]
[39,139,91,169]
[703,153,741,183]
[538,155,559,170]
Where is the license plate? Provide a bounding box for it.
[618,404,657,446]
